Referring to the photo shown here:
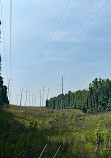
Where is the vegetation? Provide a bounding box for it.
[1,105,111,157]
[0,54,9,106]
[46,78,111,113]
[1,51,111,157]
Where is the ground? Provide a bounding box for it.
[0,105,111,158]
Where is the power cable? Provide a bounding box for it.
[38,0,111,102]
[9,0,12,104]
[0,0,9,85]
[50,0,111,73]
[33,0,71,72]
[40,0,111,85]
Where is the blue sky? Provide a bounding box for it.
[1,0,111,106]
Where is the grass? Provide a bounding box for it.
[0,105,111,157]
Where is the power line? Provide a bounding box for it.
[57,0,110,68]
[0,0,11,104]
[33,6,96,89]
[69,0,110,50]
[0,0,9,86]
[6,0,110,106]
[9,0,12,104]
[40,0,110,85]
[38,0,111,105]
[33,0,71,72]
[59,0,111,89]
[10,0,12,79]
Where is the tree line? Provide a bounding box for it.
[46,78,111,113]
[0,55,9,106]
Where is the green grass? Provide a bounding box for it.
[0,105,111,157]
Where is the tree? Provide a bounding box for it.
[0,54,9,106]
[46,78,111,113]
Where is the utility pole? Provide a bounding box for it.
[47,88,49,100]
[40,89,41,107]
[25,90,28,106]
[34,95,36,107]
[42,87,44,107]
[17,95,18,105]
[9,0,12,105]
[61,76,63,109]
[29,91,30,106]
[20,89,23,106]
[32,94,33,106]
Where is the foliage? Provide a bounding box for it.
[92,121,104,157]
[0,54,9,106]
[1,106,111,157]
[46,78,111,113]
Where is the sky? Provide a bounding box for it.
[0,0,111,106]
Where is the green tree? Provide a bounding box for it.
[0,54,9,106]
[46,78,111,113]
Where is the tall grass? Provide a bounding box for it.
[0,105,111,157]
